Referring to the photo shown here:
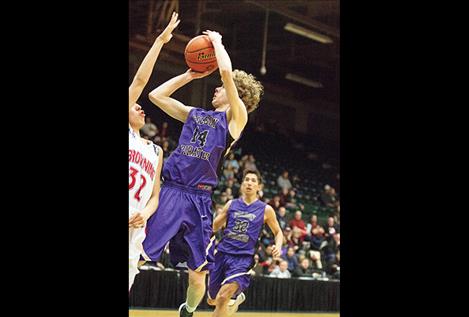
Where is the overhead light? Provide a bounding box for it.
[286,73,323,88]
[284,22,333,44]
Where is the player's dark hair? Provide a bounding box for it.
[242,169,262,185]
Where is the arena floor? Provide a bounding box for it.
[129,310,339,317]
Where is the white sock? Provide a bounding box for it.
[185,302,197,313]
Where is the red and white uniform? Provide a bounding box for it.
[129,126,160,290]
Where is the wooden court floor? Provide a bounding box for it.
[130,309,339,317]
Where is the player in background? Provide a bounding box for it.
[207,169,283,317]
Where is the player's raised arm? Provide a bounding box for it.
[204,30,247,140]
[148,68,214,123]
[129,12,180,110]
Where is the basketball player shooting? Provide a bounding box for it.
[207,169,283,317]
[128,12,180,291]
[142,30,263,317]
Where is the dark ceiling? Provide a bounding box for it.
[130,0,339,111]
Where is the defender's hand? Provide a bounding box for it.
[158,12,181,44]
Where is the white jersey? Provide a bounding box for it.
[129,126,161,215]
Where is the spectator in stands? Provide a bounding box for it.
[152,133,162,145]
[323,215,340,272]
[279,188,290,207]
[258,245,275,275]
[293,258,313,277]
[270,260,291,278]
[283,226,295,248]
[282,247,299,273]
[308,249,322,270]
[249,254,264,277]
[161,140,171,160]
[297,253,306,264]
[323,245,339,276]
[292,230,306,251]
[329,250,340,280]
[306,214,319,234]
[223,152,240,173]
[269,195,283,210]
[239,154,249,171]
[243,154,258,172]
[307,215,327,251]
[258,182,264,199]
[324,215,340,243]
[140,116,158,138]
[160,121,169,138]
[223,187,234,201]
[291,173,300,187]
[284,227,303,252]
[220,178,239,198]
[330,187,339,208]
[218,192,229,204]
[289,211,307,239]
[223,164,235,180]
[277,170,293,191]
[260,223,274,246]
[285,189,299,210]
[320,184,338,208]
[276,207,288,230]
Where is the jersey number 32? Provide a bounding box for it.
[129,166,146,202]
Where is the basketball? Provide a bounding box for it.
[184,35,218,72]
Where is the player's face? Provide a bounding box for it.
[242,173,260,196]
[211,86,228,108]
[129,103,146,128]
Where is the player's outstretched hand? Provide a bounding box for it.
[158,12,181,44]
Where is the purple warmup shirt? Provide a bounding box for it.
[217,198,267,256]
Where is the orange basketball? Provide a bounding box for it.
[184,35,218,73]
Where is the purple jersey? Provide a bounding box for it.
[217,198,267,256]
[163,108,231,187]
